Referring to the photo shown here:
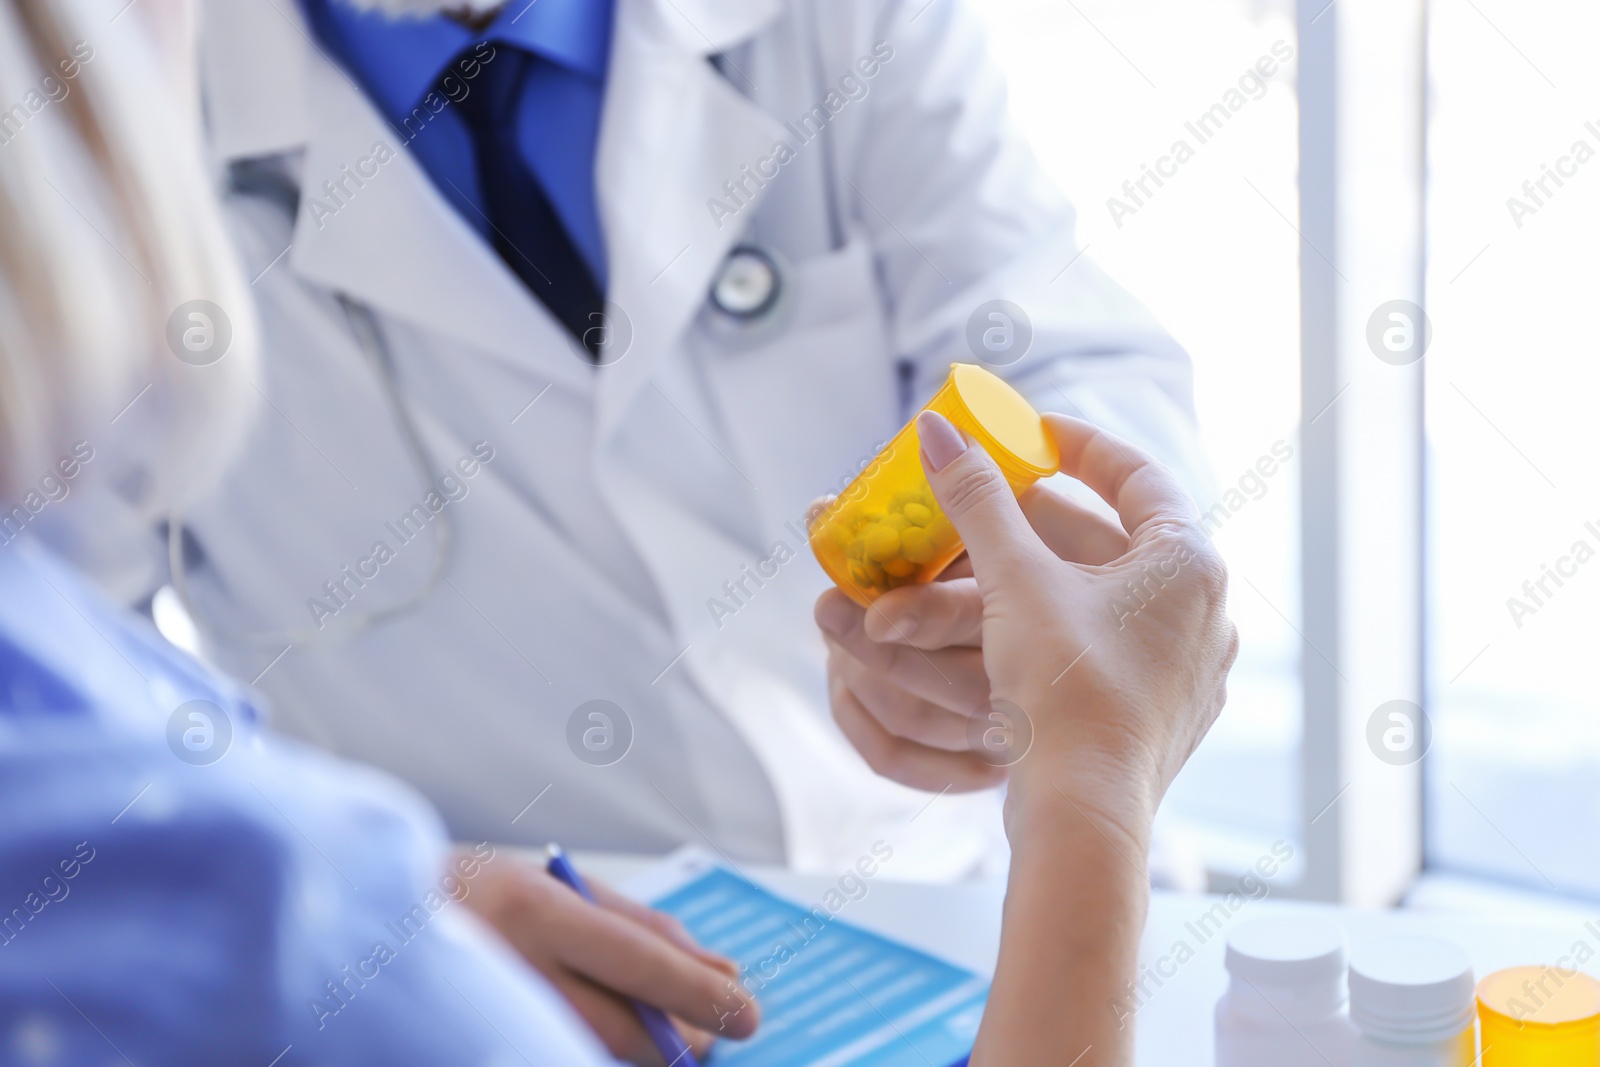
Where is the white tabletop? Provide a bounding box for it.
[573,851,1595,1066]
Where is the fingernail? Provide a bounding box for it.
[917,411,967,473]
[817,595,858,636]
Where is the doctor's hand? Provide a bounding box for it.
[460,853,759,1065]
[814,466,1133,794]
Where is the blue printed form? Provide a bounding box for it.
[643,857,989,1067]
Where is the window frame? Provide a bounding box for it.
[1277,0,1429,905]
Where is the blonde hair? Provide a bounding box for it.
[0,0,255,510]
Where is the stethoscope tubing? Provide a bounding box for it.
[176,165,789,651]
[169,166,454,650]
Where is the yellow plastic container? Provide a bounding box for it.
[810,363,1058,607]
[1477,966,1600,1065]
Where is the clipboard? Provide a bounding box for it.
[627,849,987,1067]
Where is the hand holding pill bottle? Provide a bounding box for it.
[809,363,1059,606]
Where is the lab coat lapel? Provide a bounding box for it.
[199,0,308,161]
[289,43,595,395]
[593,0,788,437]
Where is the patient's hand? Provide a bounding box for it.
[459,852,759,1065]
[909,411,1236,819]
[906,411,1236,1067]
[815,479,1131,794]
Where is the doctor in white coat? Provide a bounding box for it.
[125,0,1210,885]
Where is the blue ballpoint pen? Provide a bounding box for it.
[545,844,702,1067]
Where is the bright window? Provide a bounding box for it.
[974,0,1304,872]
[1425,0,1600,897]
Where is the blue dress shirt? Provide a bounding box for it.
[300,0,614,287]
[0,540,611,1066]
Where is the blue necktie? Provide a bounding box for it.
[451,46,605,359]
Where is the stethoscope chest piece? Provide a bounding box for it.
[701,243,794,347]
[712,245,781,318]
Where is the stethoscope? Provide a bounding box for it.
[710,245,782,319]
[703,243,793,343]
[171,160,791,651]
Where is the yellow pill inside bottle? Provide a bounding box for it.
[809,363,1059,607]
[1477,966,1600,1066]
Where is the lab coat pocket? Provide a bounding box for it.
[694,234,898,540]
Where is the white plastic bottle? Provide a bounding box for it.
[1348,935,1476,1066]
[1215,915,1356,1067]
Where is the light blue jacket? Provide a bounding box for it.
[0,540,612,1066]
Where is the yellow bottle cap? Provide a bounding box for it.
[1478,966,1600,1031]
[943,364,1059,478]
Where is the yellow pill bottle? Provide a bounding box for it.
[810,363,1059,607]
[1476,966,1600,1066]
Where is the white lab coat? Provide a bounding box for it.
[154,0,1209,878]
